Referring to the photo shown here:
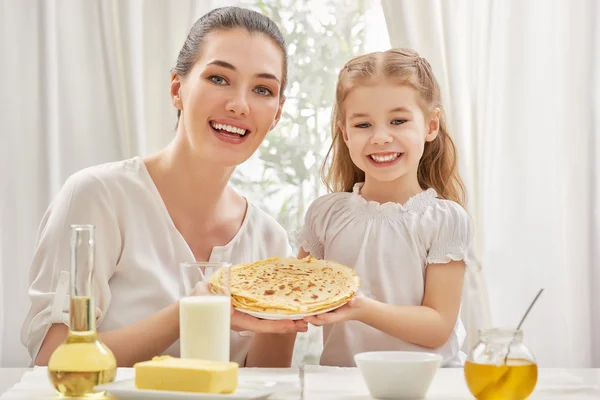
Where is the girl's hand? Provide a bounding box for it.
[303,293,368,326]
[189,282,308,334]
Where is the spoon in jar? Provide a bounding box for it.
[474,288,544,399]
[503,288,544,364]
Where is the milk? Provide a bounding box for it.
[179,296,231,362]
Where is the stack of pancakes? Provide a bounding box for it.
[210,256,359,315]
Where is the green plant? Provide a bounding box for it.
[231,0,369,250]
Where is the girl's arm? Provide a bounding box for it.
[306,260,466,349]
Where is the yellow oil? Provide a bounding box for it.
[47,297,117,398]
[48,369,116,398]
[464,359,538,400]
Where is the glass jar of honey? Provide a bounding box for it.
[464,328,538,400]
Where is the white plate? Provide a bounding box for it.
[95,378,295,399]
[235,302,346,320]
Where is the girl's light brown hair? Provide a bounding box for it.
[321,48,466,207]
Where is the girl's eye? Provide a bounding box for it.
[391,119,407,125]
[210,76,227,85]
[355,123,371,128]
[255,87,274,96]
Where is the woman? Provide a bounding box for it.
[21,6,306,368]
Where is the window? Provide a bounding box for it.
[232,0,390,257]
[231,0,390,365]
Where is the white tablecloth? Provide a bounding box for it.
[2,366,599,399]
[0,367,300,399]
[303,366,600,399]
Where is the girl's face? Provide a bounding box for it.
[171,28,285,167]
[339,83,439,186]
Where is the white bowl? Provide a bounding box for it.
[354,351,442,399]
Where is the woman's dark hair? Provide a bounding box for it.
[172,6,288,122]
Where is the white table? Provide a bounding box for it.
[0,369,28,396]
[1,367,600,399]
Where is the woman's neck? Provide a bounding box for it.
[145,134,236,216]
[360,173,423,205]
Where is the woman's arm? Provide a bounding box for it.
[297,247,311,259]
[306,260,466,348]
[245,333,298,367]
[36,298,307,367]
[35,303,181,367]
[240,247,319,367]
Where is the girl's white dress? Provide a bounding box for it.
[297,183,473,367]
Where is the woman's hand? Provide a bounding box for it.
[231,309,308,333]
[191,282,308,334]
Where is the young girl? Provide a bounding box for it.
[297,48,472,367]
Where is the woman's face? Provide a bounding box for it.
[171,27,285,167]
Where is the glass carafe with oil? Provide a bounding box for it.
[48,224,117,397]
[464,328,538,400]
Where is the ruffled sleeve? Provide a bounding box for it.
[296,192,347,259]
[424,200,473,267]
[20,170,121,364]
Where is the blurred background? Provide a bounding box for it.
[1,0,598,368]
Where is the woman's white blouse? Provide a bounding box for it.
[20,157,291,365]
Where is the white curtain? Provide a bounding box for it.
[593,0,600,365]
[382,0,598,367]
[1,0,392,368]
[4,0,597,369]
[0,0,222,367]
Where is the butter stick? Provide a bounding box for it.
[134,355,238,394]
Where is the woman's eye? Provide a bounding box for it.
[391,119,407,125]
[255,86,273,96]
[210,76,227,85]
[355,123,371,128]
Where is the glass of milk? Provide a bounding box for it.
[179,262,231,362]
